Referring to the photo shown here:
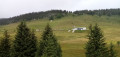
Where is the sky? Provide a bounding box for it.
[0,0,120,18]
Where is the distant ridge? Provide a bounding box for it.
[0,8,120,25]
[0,18,7,19]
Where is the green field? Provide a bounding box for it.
[0,15,120,57]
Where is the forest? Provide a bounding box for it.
[0,8,120,25]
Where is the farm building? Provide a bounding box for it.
[72,27,86,33]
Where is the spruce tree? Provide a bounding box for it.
[0,30,10,57]
[37,24,62,57]
[85,24,108,57]
[29,30,37,57]
[108,43,117,57]
[12,21,37,57]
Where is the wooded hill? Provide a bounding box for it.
[0,8,120,25]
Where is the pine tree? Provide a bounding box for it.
[0,30,10,57]
[108,43,117,57]
[12,21,37,57]
[29,30,37,57]
[85,24,108,57]
[37,24,62,57]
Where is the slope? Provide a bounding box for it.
[0,15,120,57]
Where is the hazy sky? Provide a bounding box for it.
[0,0,120,18]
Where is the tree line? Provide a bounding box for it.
[0,21,62,57]
[0,21,117,57]
[73,8,120,16]
[0,8,120,25]
[0,10,70,25]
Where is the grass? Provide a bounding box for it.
[0,15,120,57]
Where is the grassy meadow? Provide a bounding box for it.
[0,15,120,57]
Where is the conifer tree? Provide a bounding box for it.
[37,24,62,57]
[29,30,37,57]
[108,43,117,57]
[85,24,108,57]
[12,21,37,57]
[0,30,10,57]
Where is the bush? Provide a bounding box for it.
[117,41,120,46]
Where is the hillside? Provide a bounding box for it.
[0,15,120,57]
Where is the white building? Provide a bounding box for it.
[72,27,86,33]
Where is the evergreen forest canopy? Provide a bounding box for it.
[0,8,120,25]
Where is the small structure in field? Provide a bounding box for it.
[50,20,53,22]
[68,30,71,32]
[72,27,86,33]
[36,29,40,32]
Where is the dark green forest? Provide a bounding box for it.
[0,8,120,25]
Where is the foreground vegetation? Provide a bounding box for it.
[0,21,117,57]
[0,22,62,57]
[0,15,120,57]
